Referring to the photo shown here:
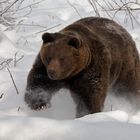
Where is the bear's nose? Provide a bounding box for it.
[47,69,56,79]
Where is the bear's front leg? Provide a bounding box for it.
[80,68,110,114]
[83,50,111,113]
[89,77,109,113]
[25,54,63,110]
[87,61,111,113]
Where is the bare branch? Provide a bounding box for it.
[14,51,24,67]
[88,0,140,28]
[14,0,44,12]
[0,0,45,26]
[88,0,100,17]
[96,1,112,19]
[7,68,19,95]
[66,0,82,18]
[0,0,9,4]
[0,0,20,16]
[16,55,24,64]
[35,23,61,34]
[0,58,13,70]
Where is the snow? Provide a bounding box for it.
[1,111,140,140]
[0,0,140,139]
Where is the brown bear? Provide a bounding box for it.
[24,17,140,117]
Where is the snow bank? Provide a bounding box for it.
[0,0,140,139]
[0,111,140,140]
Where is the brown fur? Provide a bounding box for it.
[25,17,140,117]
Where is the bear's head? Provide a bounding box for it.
[40,32,91,80]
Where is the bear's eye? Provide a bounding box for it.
[68,37,80,49]
[59,58,65,64]
[60,57,65,62]
[46,57,52,63]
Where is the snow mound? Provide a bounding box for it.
[0,111,140,140]
[0,0,140,139]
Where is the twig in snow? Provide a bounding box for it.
[0,58,13,70]
[110,105,113,111]
[7,68,19,95]
[15,0,25,11]
[18,106,20,111]
[0,93,4,99]
[15,55,24,65]
[0,0,8,5]
[14,51,24,67]
[0,0,45,26]
[66,0,82,18]
[14,52,18,67]
[17,6,33,18]
[14,0,45,12]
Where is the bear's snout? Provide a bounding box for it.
[47,59,61,80]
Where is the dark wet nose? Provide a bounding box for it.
[47,69,56,79]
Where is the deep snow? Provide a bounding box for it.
[0,0,140,139]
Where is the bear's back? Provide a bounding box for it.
[64,17,133,47]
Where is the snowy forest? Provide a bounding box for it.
[0,0,140,139]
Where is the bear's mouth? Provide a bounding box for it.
[47,70,63,80]
[47,71,56,80]
[48,73,65,80]
[47,71,71,80]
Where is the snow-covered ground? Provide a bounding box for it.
[0,0,140,139]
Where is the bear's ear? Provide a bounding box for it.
[68,37,81,49]
[42,33,55,44]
